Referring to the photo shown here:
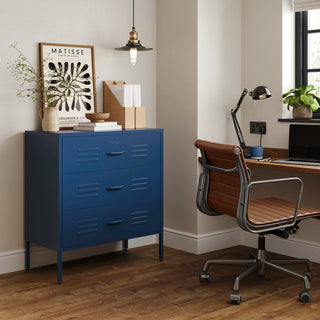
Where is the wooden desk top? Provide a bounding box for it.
[245,147,320,175]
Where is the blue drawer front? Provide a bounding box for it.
[63,167,160,210]
[62,200,161,249]
[62,133,161,173]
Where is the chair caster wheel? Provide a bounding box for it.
[303,271,312,281]
[229,292,242,305]
[199,271,210,282]
[299,290,311,303]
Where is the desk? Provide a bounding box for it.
[245,147,320,175]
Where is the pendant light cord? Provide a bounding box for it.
[133,0,135,28]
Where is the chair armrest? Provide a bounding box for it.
[241,177,303,233]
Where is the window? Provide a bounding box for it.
[296,9,320,118]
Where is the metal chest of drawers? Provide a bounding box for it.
[25,129,163,283]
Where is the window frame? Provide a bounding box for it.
[295,10,320,118]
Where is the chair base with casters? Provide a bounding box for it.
[199,234,312,304]
[195,140,320,304]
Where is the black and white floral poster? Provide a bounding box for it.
[39,43,97,128]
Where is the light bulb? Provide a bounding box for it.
[129,48,138,66]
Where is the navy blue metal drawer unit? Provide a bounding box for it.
[25,129,163,283]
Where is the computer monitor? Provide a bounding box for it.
[289,124,320,161]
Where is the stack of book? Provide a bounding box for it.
[73,121,122,131]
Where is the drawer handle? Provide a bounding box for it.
[106,151,124,156]
[106,219,124,226]
[106,185,124,191]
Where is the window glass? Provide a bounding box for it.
[308,72,320,96]
[308,33,320,69]
[308,9,320,30]
[296,10,320,118]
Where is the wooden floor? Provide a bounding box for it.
[0,245,320,319]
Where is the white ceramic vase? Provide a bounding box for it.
[42,107,59,132]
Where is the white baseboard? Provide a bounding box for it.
[164,227,241,254]
[163,228,198,253]
[1,230,319,276]
[197,228,241,254]
[0,249,25,275]
[241,232,320,264]
[0,235,157,276]
[164,227,320,264]
[129,234,157,249]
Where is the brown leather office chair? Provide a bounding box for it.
[195,139,320,304]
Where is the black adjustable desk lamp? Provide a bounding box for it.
[231,86,271,154]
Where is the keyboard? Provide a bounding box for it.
[272,159,320,166]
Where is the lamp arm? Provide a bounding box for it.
[231,88,248,152]
[231,112,246,151]
[232,88,248,116]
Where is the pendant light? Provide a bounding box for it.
[115,0,153,66]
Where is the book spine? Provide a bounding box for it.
[78,122,118,127]
[73,126,122,131]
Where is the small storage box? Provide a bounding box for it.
[103,80,146,129]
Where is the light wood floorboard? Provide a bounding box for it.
[0,245,319,319]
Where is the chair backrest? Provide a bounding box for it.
[195,140,250,218]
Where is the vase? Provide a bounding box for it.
[292,105,312,119]
[42,107,59,132]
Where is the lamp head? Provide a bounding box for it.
[250,86,272,100]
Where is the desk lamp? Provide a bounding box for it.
[231,86,271,153]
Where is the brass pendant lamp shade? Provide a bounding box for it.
[114,27,153,52]
[114,0,153,65]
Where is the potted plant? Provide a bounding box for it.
[8,43,70,131]
[282,85,320,119]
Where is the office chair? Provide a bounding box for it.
[195,140,320,304]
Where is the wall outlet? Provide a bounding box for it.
[250,121,266,134]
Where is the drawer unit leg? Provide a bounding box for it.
[25,241,30,270]
[123,240,128,251]
[159,232,163,261]
[57,251,62,284]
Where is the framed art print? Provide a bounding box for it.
[39,43,97,128]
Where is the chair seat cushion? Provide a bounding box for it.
[247,197,320,225]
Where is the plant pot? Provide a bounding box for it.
[292,105,312,119]
[42,107,59,132]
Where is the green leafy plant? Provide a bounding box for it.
[282,85,320,111]
[8,43,70,110]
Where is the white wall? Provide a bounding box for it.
[157,0,242,237]
[242,0,320,246]
[282,0,296,119]
[240,0,301,146]
[157,0,198,234]
[0,0,156,270]
[242,0,289,149]
[197,0,242,234]
[166,0,320,257]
